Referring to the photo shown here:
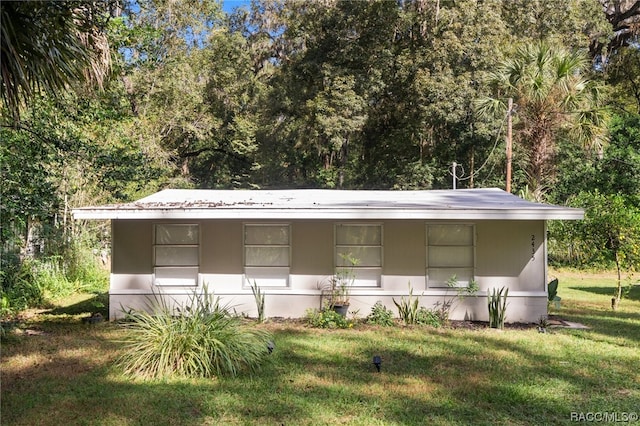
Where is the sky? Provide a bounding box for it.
[222,0,251,14]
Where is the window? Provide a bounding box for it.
[154,224,199,286]
[335,224,382,287]
[244,224,290,287]
[426,224,474,288]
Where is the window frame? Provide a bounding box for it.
[153,223,200,287]
[425,223,475,288]
[334,223,383,288]
[243,223,291,288]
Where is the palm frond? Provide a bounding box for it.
[0,1,112,121]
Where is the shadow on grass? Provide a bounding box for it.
[557,305,640,345]
[3,298,640,426]
[43,292,109,317]
[569,284,640,302]
[3,318,639,426]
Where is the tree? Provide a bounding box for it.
[0,1,114,122]
[303,69,367,188]
[563,192,640,310]
[500,0,612,54]
[592,0,640,59]
[605,46,640,113]
[551,112,640,206]
[477,42,608,200]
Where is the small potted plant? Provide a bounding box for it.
[328,253,358,317]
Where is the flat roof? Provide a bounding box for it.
[72,188,584,220]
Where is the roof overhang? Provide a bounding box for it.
[72,188,584,221]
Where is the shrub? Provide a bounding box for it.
[1,257,72,313]
[415,307,443,328]
[65,240,109,293]
[435,276,479,324]
[305,308,353,329]
[0,241,108,317]
[117,288,273,379]
[366,301,395,326]
[393,285,444,327]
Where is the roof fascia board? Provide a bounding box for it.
[72,208,584,221]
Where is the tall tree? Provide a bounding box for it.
[478,42,608,200]
[113,0,262,188]
[592,0,640,59]
[605,46,640,113]
[304,68,367,188]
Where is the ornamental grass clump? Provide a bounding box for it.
[117,287,272,380]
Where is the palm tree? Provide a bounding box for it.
[477,42,608,201]
[0,1,113,122]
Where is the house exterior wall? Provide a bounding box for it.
[109,219,548,322]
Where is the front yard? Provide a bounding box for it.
[1,269,639,425]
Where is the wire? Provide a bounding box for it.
[449,114,507,183]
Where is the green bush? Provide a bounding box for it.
[415,307,443,328]
[305,308,353,329]
[392,285,444,327]
[1,257,73,313]
[0,242,108,317]
[366,301,395,326]
[117,288,273,379]
[65,241,109,293]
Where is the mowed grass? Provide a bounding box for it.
[2,270,639,425]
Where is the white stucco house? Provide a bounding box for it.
[72,188,583,322]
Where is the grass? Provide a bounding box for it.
[2,269,639,425]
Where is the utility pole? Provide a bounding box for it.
[452,161,457,190]
[505,97,513,193]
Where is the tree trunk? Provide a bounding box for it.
[338,138,348,189]
[612,251,622,310]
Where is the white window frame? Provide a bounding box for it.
[153,223,199,287]
[243,223,291,288]
[426,223,475,288]
[334,223,382,287]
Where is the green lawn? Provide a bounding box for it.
[2,270,639,425]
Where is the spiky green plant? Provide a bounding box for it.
[487,287,509,329]
[393,284,420,325]
[117,287,272,379]
[250,280,266,323]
